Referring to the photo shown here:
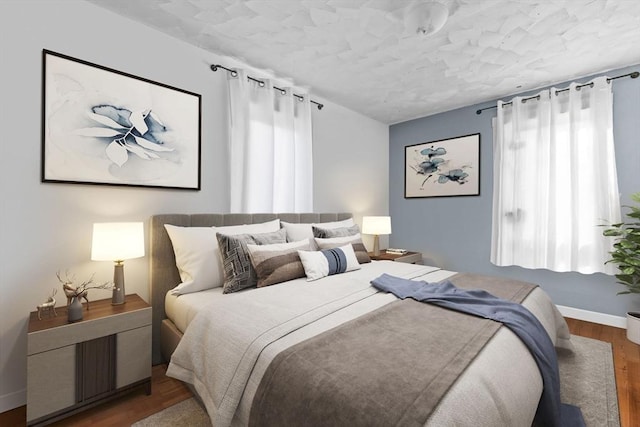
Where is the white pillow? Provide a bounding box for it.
[164,219,280,295]
[281,218,354,243]
[298,244,361,281]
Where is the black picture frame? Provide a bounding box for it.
[42,49,202,190]
[405,133,480,198]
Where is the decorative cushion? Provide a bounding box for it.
[312,224,360,238]
[247,239,311,287]
[315,233,372,264]
[298,244,361,281]
[217,228,287,294]
[164,219,281,295]
[281,218,354,243]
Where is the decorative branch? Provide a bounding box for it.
[56,270,113,297]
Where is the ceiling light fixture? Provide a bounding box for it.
[404,1,449,37]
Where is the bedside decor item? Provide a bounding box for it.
[36,289,57,320]
[56,270,112,307]
[42,49,201,190]
[602,192,640,344]
[91,222,145,305]
[67,296,83,323]
[56,270,112,321]
[405,133,480,198]
[362,216,392,256]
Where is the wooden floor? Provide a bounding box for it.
[0,364,193,427]
[565,318,640,427]
[2,318,638,427]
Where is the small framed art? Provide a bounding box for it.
[405,133,480,198]
[42,49,201,190]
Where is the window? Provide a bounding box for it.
[491,77,620,274]
[227,69,313,213]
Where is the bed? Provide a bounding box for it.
[149,213,574,427]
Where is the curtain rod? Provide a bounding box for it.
[475,71,639,115]
[210,64,324,110]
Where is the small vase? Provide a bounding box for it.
[68,296,83,323]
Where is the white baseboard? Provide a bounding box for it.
[557,305,627,329]
[0,388,25,414]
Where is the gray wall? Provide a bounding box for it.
[0,0,388,411]
[389,64,640,319]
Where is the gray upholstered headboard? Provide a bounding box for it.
[149,212,352,364]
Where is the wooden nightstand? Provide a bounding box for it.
[27,294,151,426]
[369,250,423,264]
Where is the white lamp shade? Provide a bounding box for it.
[362,216,392,235]
[91,222,145,261]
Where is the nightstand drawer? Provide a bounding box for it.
[28,308,151,355]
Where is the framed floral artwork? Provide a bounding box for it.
[405,133,480,198]
[41,49,201,190]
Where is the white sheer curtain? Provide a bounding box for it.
[228,69,313,213]
[491,76,620,274]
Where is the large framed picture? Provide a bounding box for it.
[405,133,480,198]
[42,50,201,190]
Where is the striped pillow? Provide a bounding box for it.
[298,244,361,281]
[247,240,311,287]
[217,228,287,294]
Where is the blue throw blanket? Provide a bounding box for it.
[370,274,584,427]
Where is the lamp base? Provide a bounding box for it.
[373,235,381,256]
[112,262,126,305]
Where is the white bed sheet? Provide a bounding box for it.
[165,287,224,333]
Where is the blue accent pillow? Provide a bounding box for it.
[298,244,361,281]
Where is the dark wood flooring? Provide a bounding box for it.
[1,319,638,427]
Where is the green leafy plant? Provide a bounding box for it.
[603,193,640,295]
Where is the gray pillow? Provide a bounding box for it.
[312,224,360,238]
[217,228,287,294]
[247,240,311,288]
[315,234,372,264]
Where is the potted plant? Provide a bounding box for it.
[603,192,640,344]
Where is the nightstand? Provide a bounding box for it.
[27,294,151,426]
[369,250,423,264]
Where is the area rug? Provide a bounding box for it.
[132,334,619,427]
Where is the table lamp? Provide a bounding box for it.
[91,222,145,305]
[362,216,392,256]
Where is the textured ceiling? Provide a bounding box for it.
[87,0,640,124]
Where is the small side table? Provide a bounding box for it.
[369,250,422,264]
[27,294,151,426]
